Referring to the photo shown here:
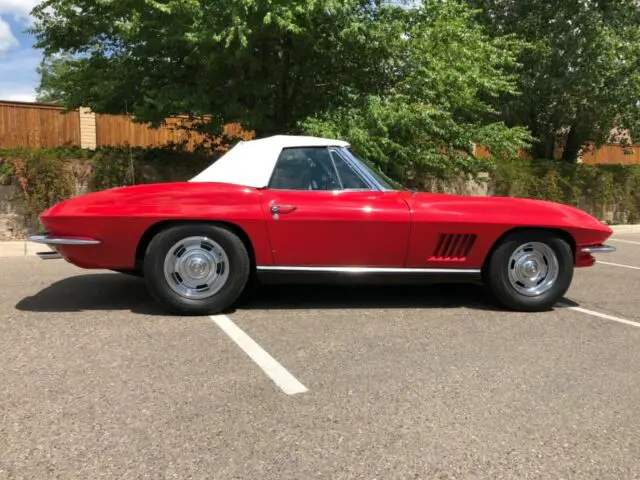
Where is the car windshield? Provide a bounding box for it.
[340,148,406,191]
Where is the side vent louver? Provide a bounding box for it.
[429,234,477,262]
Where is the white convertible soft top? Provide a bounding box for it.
[190,134,350,188]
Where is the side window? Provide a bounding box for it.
[268,147,342,191]
[330,151,370,190]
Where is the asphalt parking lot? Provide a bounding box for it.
[1,233,640,479]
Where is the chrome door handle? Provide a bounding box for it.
[270,204,297,219]
[271,205,297,214]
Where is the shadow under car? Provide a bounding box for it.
[15,272,579,315]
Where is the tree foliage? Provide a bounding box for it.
[31,0,398,136]
[31,0,530,181]
[467,0,640,161]
[35,55,73,104]
[302,0,531,184]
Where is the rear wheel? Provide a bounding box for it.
[143,223,250,315]
[484,230,574,312]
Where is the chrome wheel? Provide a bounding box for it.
[507,241,559,297]
[163,236,230,300]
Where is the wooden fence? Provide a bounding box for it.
[1,100,638,164]
[95,113,252,150]
[0,101,80,148]
[580,143,640,165]
[0,100,252,151]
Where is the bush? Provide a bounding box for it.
[88,146,213,192]
[2,146,639,229]
[0,146,219,228]
[490,158,640,223]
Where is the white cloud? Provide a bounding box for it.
[2,89,35,102]
[0,0,42,22]
[0,0,43,55]
[0,78,37,102]
[0,49,41,102]
[0,0,44,101]
[0,48,41,73]
[0,16,18,53]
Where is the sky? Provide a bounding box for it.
[0,0,43,102]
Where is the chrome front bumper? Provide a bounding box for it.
[27,234,101,260]
[581,244,616,254]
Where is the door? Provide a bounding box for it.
[259,146,411,267]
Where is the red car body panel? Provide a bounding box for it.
[40,183,273,269]
[39,181,613,271]
[403,192,613,269]
[259,190,411,267]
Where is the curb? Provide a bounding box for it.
[0,241,51,257]
[610,224,640,234]
[1,224,639,258]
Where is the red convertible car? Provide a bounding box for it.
[28,135,614,315]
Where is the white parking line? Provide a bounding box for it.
[210,315,308,395]
[559,303,640,329]
[597,261,640,271]
[610,238,640,246]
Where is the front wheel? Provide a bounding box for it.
[143,223,251,315]
[484,231,574,312]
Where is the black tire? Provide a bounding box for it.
[484,230,574,312]
[143,223,251,315]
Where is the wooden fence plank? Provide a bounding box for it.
[0,101,80,149]
[95,113,252,150]
[580,143,640,165]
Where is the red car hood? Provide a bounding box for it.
[406,191,613,235]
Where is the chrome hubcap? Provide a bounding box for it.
[163,236,230,300]
[508,242,559,297]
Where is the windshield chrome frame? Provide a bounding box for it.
[333,147,397,192]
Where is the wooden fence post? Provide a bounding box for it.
[79,107,97,150]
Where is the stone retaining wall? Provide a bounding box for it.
[0,175,491,241]
[0,184,26,240]
[0,172,625,241]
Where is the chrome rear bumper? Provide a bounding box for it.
[27,234,100,260]
[27,234,101,246]
[581,244,616,254]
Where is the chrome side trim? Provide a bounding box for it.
[581,245,616,254]
[256,266,481,274]
[28,234,101,245]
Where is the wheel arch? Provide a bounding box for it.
[481,226,577,273]
[134,219,257,271]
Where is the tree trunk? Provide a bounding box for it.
[531,138,546,159]
[271,33,293,135]
[545,135,556,160]
[531,134,556,160]
[562,125,582,162]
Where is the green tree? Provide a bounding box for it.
[31,0,401,136]
[35,55,73,104]
[31,0,530,184]
[302,0,531,186]
[466,0,640,161]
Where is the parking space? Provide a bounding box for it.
[597,236,640,271]
[563,233,640,321]
[2,233,640,478]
